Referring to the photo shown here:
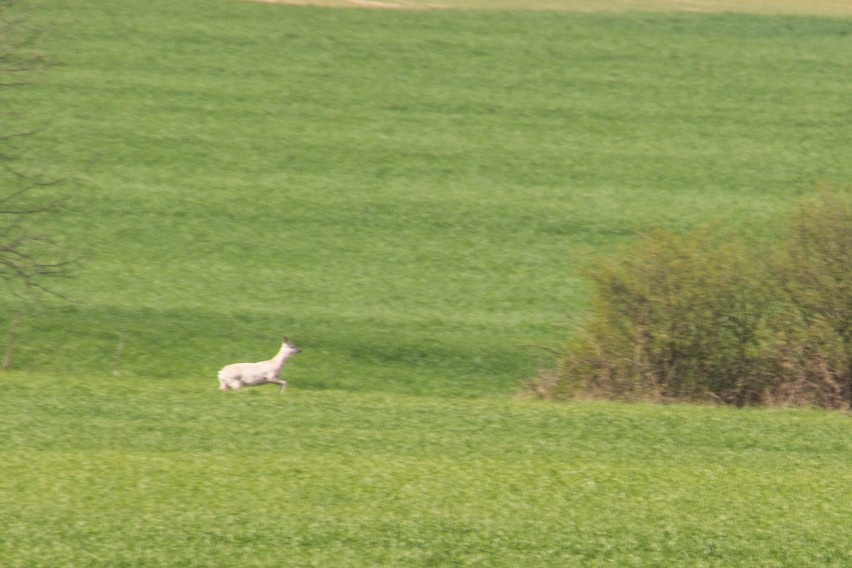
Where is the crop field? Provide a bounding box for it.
[2,375,850,566]
[1,0,850,565]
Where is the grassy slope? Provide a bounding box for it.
[0,2,850,565]
[1,373,850,566]
[4,0,851,397]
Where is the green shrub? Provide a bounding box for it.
[766,188,851,408]
[532,189,851,409]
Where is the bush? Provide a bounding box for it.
[767,189,851,408]
[531,189,851,409]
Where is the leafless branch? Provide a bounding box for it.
[0,1,75,300]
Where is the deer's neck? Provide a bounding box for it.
[271,346,292,370]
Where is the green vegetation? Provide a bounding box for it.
[532,189,851,408]
[2,374,851,566]
[1,0,850,565]
[5,0,851,396]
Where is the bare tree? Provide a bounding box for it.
[0,0,72,297]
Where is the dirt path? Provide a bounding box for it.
[252,0,443,9]
[247,0,851,16]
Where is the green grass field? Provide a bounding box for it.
[2,374,850,566]
[1,0,850,565]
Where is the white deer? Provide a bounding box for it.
[218,337,301,392]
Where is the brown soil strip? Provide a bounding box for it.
[251,0,445,9]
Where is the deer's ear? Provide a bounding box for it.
[282,336,289,343]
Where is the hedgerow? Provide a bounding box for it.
[531,188,850,409]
